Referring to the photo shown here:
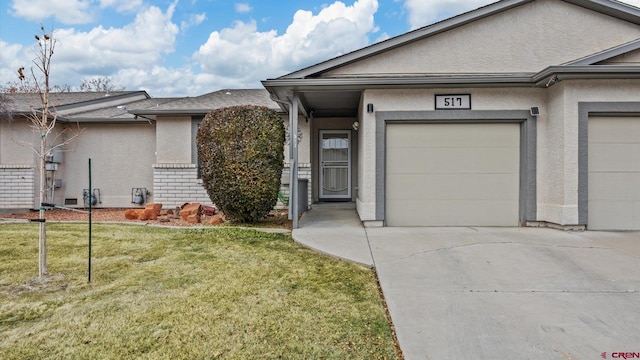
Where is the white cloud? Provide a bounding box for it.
[9,3,180,93]
[0,40,27,85]
[53,4,178,68]
[195,0,379,88]
[235,3,252,13]
[113,66,202,96]
[99,0,144,13]
[181,13,207,32]
[10,0,95,24]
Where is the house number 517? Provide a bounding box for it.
[435,94,471,110]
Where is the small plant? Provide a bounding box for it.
[197,105,284,223]
[277,191,289,205]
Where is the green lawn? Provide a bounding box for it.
[0,224,399,359]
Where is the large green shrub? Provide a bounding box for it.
[197,105,285,223]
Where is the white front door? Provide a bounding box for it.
[320,130,351,200]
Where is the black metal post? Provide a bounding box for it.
[88,158,92,283]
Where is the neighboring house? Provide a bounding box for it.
[0,90,306,211]
[263,0,640,230]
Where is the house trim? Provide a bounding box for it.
[564,38,640,65]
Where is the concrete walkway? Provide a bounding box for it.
[292,202,374,267]
[293,204,640,360]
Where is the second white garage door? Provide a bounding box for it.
[386,123,520,226]
[588,116,640,230]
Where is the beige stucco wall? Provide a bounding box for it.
[58,122,156,207]
[155,116,192,164]
[538,79,640,225]
[0,117,38,165]
[326,0,640,76]
[357,88,546,222]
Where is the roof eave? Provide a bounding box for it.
[59,117,154,124]
[264,75,535,90]
[562,0,640,25]
[264,66,640,91]
[128,107,285,116]
[564,38,640,65]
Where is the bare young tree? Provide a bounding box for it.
[2,78,41,94]
[78,76,124,92]
[17,26,84,278]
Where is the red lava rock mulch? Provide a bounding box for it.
[2,208,292,229]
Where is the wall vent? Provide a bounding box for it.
[65,198,78,206]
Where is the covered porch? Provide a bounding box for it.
[264,86,365,229]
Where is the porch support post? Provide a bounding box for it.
[290,92,300,229]
[288,100,294,221]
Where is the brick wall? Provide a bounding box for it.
[152,164,213,208]
[153,163,312,211]
[0,165,35,209]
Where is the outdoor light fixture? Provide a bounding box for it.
[530,107,540,117]
[352,121,359,131]
[367,103,374,113]
[545,75,559,87]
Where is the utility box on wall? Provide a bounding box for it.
[45,149,64,163]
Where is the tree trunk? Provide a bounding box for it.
[38,136,48,277]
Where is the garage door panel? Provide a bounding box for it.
[387,147,520,174]
[588,116,640,230]
[387,173,519,200]
[386,123,520,227]
[589,144,640,172]
[388,123,520,148]
[386,199,519,227]
[589,173,640,200]
[588,200,640,231]
[589,118,640,143]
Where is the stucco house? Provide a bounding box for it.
[264,0,640,230]
[2,0,640,231]
[0,90,291,212]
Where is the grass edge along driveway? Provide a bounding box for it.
[0,223,399,359]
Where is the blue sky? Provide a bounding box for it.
[1,0,640,97]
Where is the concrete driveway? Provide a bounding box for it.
[366,227,640,360]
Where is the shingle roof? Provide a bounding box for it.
[2,89,281,123]
[128,89,280,115]
[5,91,135,113]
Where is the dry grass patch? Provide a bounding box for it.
[0,224,398,359]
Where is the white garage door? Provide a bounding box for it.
[588,116,640,230]
[386,123,520,226]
